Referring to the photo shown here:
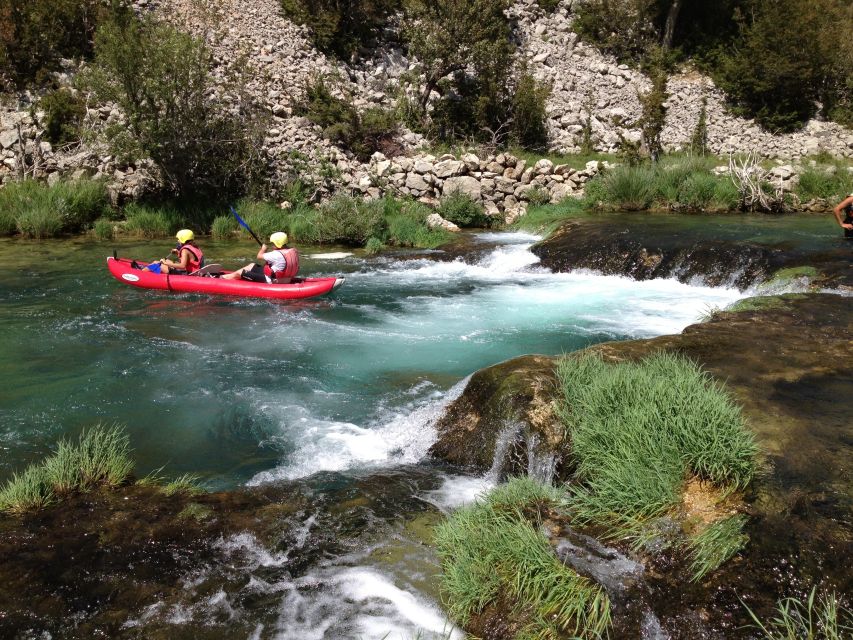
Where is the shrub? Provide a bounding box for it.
[796,166,853,202]
[315,194,386,245]
[602,165,656,210]
[385,200,451,248]
[210,215,238,239]
[83,13,268,200]
[525,185,552,207]
[16,207,63,239]
[0,424,133,514]
[511,198,586,234]
[572,0,659,65]
[36,88,86,146]
[437,192,489,227]
[298,75,399,161]
[123,203,176,238]
[556,352,757,539]
[279,0,401,59]
[510,72,550,151]
[712,177,740,211]
[235,200,289,241]
[0,206,17,235]
[0,0,115,88]
[403,0,515,144]
[0,178,107,236]
[435,478,611,637]
[93,217,114,240]
[679,172,719,210]
[364,236,384,254]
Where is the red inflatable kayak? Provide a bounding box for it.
[107,257,345,300]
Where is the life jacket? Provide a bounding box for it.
[263,248,299,282]
[179,243,204,274]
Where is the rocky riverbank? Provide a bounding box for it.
[1,0,851,206]
[430,291,853,637]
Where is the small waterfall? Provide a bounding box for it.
[486,421,524,481]
[552,530,671,640]
[526,432,556,485]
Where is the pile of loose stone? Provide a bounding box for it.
[1,0,852,211]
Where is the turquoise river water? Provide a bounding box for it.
[0,216,838,639]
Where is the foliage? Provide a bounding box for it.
[435,477,611,637]
[679,172,718,209]
[211,214,238,239]
[524,185,552,207]
[160,473,202,497]
[403,0,515,144]
[364,236,384,254]
[712,0,850,132]
[93,217,114,240]
[601,165,657,210]
[688,514,749,581]
[437,192,489,228]
[0,424,133,514]
[534,0,561,12]
[638,48,670,163]
[83,12,268,200]
[122,203,177,238]
[0,178,108,237]
[0,206,15,235]
[234,199,289,241]
[556,352,757,542]
[510,197,587,235]
[314,194,386,244]
[0,0,115,88]
[279,0,401,59]
[796,165,853,202]
[690,97,709,156]
[383,199,451,248]
[746,588,853,640]
[572,0,660,64]
[510,72,550,152]
[36,87,85,146]
[298,75,399,161]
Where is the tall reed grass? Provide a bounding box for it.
[435,478,611,639]
[556,353,758,542]
[122,203,179,238]
[0,424,134,514]
[0,179,108,237]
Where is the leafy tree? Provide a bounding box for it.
[713,0,844,132]
[0,0,113,88]
[403,0,514,128]
[511,73,551,151]
[298,75,399,160]
[280,0,401,59]
[82,13,268,199]
[36,88,85,145]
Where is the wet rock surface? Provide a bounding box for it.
[533,216,853,290]
[0,466,448,639]
[430,292,852,637]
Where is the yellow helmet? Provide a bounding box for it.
[176,229,194,243]
[270,232,288,248]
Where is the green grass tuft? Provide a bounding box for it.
[746,587,853,640]
[0,179,108,237]
[435,478,610,638]
[210,214,238,239]
[556,352,758,545]
[123,203,178,238]
[93,217,114,240]
[0,424,133,514]
[161,473,203,497]
[688,514,749,581]
[510,198,587,235]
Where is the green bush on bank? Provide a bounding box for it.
[437,192,490,228]
[556,352,757,576]
[0,424,133,514]
[122,203,179,239]
[435,477,611,638]
[0,179,108,238]
[796,165,853,202]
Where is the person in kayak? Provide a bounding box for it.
[222,231,300,283]
[143,229,204,274]
[832,193,853,239]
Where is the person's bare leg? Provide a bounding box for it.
[222,264,254,280]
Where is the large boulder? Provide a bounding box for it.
[442,176,482,201]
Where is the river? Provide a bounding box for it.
[0,216,836,638]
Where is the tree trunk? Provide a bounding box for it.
[662,0,682,50]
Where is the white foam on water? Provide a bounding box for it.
[423,474,495,513]
[248,378,468,485]
[215,532,290,568]
[273,567,462,640]
[309,252,354,260]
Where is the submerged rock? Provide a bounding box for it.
[532,217,853,290]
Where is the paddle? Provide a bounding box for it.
[230,205,263,247]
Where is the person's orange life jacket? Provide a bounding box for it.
[264,248,299,281]
[178,243,204,274]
